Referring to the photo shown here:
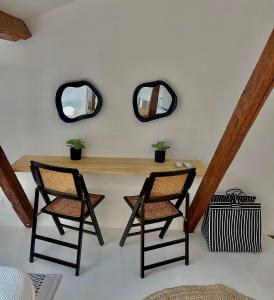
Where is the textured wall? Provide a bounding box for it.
[0,0,273,232]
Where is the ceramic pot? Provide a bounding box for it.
[70,148,82,160]
[155,150,166,163]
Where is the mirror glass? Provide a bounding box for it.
[133,81,177,122]
[137,85,172,118]
[61,86,98,118]
[56,81,103,123]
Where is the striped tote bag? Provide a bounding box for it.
[201,189,262,252]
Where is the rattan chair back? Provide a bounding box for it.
[40,169,77,194]
[30,161,86,199]
[144,169,196,202]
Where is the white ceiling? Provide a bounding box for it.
[0,0,76,19]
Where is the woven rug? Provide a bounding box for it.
[145,284,254,300]
[28,273,61,300]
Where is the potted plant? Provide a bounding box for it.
[66,139,86,160]
[152,141,170,163]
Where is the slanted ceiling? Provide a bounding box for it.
[0,0,75,19]
[0,10,31,41]
[0,0,75,41]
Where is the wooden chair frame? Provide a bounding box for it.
[29,161,104,276]
[119,168,196,278]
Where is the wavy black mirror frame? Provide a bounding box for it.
[133,80,177,122]
[55,80,103,123]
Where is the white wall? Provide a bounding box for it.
[0,0,273,232]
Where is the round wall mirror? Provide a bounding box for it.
[133,80,177,122]
[56,80,103,123]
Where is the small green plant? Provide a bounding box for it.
[66,139,86,150]
[151,141,170,151]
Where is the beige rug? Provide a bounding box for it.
[145,284,254,300]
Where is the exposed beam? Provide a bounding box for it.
[0,146,33,227]
[188,29,274,233]
[0,10,31,41]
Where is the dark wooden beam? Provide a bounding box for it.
[0,146,33,227]
[188,29,274,233]
[0,10,31,41]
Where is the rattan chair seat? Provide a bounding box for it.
[125,195,182,221]
[42,194,105,219]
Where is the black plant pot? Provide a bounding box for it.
[155,150,166,163]
[70,148,82,160]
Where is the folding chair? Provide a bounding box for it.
[29,161,105,276]
[119,168,196,278]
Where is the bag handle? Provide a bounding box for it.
[226,188,246,204]
[226,188,246,196]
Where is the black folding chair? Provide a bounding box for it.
[119,168,196,278]
[29,161,105,276]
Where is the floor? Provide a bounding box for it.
[0,226,273,300]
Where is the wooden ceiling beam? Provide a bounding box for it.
[188,29,274,233]
[0,10,31,41]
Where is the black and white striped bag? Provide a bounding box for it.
[201,188,262,252]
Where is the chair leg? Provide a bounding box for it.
[119,197,142,247]
[87,202,104,246]
[75,218,84,276]
[159,194,188,239]
[185,227,189,265]
[41,191,65,235]
[159,219,172,239]
[29,188,39,263]
[119,211,136,247]
[140,219,145,278]
[53,217,65,235]
[184,193,190,265]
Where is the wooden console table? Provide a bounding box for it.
[0,148,206,229]
[12,155,206,177]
